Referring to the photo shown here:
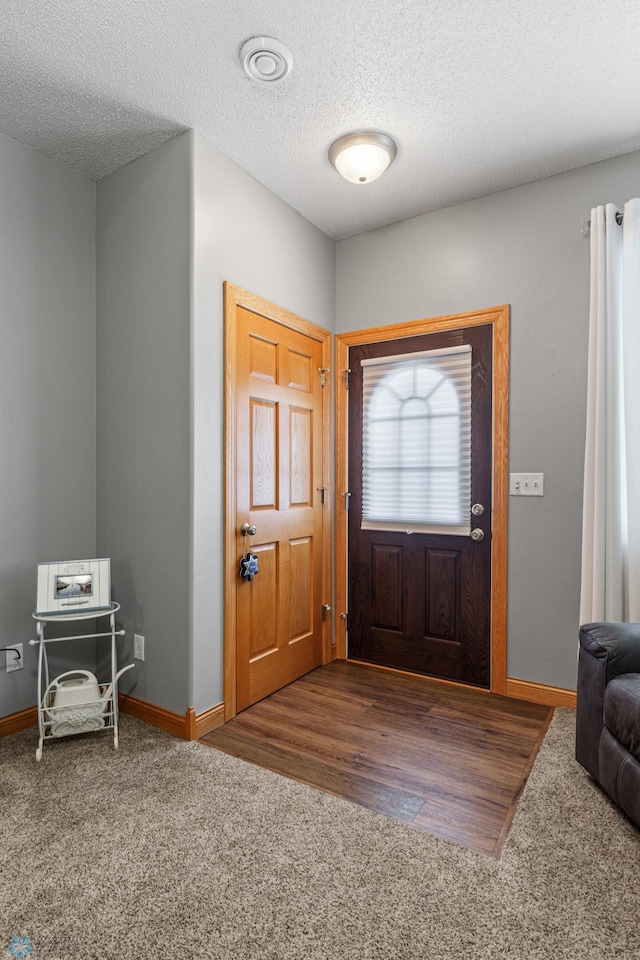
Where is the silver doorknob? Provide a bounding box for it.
[470,528,485,542]
[471,503,485,517]
[240,523,257,536]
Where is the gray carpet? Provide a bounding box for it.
[1,709,638,959]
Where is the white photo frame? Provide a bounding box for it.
[35,559,111,616]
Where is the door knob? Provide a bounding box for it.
[470,528,485,542]
[471,503,485,517]
[240,523,257,537]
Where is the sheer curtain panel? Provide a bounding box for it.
[580,199,640,623]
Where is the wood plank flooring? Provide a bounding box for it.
[201,661,553,858]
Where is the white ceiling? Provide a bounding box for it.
[2,0,640,239]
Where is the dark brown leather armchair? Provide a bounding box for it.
[576,622,640,828]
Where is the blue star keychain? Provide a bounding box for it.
[239,552,259,581]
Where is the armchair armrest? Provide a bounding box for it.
[579,622,640,682]
[577,621,640,780]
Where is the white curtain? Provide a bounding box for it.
[580,199,640,623]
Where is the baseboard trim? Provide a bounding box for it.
[0,705,38,737]
[118,694,226,740]
[119,693,187,738]
[0,697,227,741]
[505,678,576,708]
[194,703,226,739]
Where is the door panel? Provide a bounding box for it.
[348,324,492,687]
[249,334,277,382]
[235,306,324,711]
[426,549,460,639]
[250,400,277,507]
[372,545,403,629]
[290,407,312,505]
[288,349,313,391]
[289,537,313,639]
[248,542,278,659]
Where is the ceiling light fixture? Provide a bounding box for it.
[240,37,293,83]
[328,131,397,184]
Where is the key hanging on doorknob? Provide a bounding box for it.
[239,522,259,581]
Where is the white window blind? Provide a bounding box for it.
[361,344,472,535]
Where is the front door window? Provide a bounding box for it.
[362,345,472,535]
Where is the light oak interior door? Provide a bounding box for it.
[225,285,331,717]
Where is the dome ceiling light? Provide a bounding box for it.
[240,37,293,84]
[328,131,398,184]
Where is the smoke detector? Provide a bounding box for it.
[240,37,293,83]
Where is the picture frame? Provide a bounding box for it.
[35,558,111,616]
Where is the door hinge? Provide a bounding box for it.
[322,603,332,621]
[341,491,351,511]
[317,486,329,504]
[343,368,351,389]
[318,367,330,387]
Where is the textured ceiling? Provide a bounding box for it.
[1,0,640,239]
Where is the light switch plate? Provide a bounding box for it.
[510,473,544,496]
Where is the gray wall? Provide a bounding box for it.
[0,131,96,717]
[3,126,333,722]
[336,149,640,690]
[96,134,192,715]
[4,122,637,720]
[190,132,335,713]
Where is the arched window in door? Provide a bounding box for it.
[361,345,472,534]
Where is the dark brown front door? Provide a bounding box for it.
[347,324,492,687]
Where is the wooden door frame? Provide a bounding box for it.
[224,283,333,721]
[335,304,510,695]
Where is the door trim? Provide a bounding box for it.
[224,283,332,721]
[335,304,509,695]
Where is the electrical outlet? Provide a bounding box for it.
[6,642,23,673]
[133,634,145,662]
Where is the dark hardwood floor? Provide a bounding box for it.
[201,661,553,858]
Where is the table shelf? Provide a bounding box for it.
[30,602,134,761]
